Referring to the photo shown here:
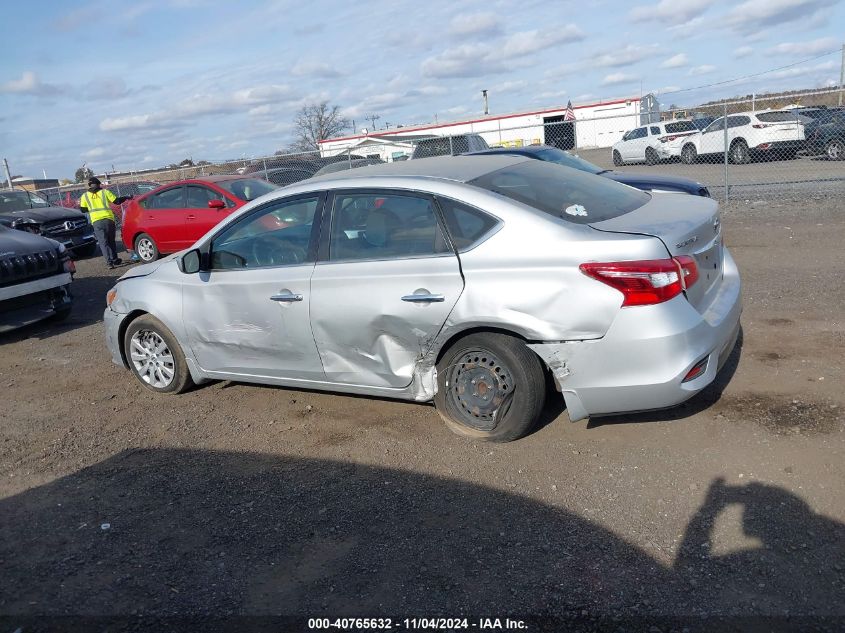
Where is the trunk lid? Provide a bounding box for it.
[587,194,723,311]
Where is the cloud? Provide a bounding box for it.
[99,83,295,132]
[768,37,838,56]
[594,44,660,68]
[421,25,583,78]
[656,86,682,94]
[630,0,715,24]
[661,53,689,68]
[449,12,501,37]
[734,45,754,58]
[83,77,131,100]
[290,61,343,78]
[767,60,836,80]
[82,147,107,159]
[688,65,716,75]
[601,73,639,86]
[0,71,64,96]
[726,0,838,33]
[52,6,98,32]
[293,23,325,35]
[500,25,585,57]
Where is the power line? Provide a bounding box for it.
[657,48,842,97]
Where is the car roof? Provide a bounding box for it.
[308,154,529,184]
[470,145,548,157]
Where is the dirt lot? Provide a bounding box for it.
[1,195,843,628]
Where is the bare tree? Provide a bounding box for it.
[292,102,350,151]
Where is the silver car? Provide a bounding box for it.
[104,156,741,441]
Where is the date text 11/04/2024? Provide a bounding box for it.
[307,618,528,630]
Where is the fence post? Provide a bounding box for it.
[723,102,729,203]
[449,135,454,155]
[347,148,352,167]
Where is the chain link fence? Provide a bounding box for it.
[26,87,845,207]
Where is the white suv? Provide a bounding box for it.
[679,109,806,164]
[612,120,700,166]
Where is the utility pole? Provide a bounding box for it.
[366,114,380,131]
[482,89,489,115]
[2,158,12,189]
[839,43,844,107]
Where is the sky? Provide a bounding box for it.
[1,0,843,180]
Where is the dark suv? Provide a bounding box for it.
[0,224,75,333]
[410,134,490,159]
[0,189,97,258]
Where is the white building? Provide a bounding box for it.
[319,96,643,161]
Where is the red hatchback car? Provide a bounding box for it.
[121,175,278,262]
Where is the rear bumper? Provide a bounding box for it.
[752,139,803,152]
[529,248,742,421]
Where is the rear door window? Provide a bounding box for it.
[144,187,184,210]
[435,197,499,251]
[756,111,802,123]
[469,160,650,225]
[727,116,750,128]
[650,126,661,135]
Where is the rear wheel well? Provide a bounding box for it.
[435,326,533,365]
[117,310,149,366]
[730,137,747,147]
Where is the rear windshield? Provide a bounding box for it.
[532,148,603,175]
[665,121,697,133]
[756,111,801,123]
[468,160,650,225]
[216,178,277,201]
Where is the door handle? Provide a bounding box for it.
[187,214,196,220]
[401,293,445,303]
[270,292,303,302]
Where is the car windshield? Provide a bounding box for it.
[469,160,650,225]
[665,121,698,134]
[531,148,603,175]
[0,190,50,212]
[216,178,278,201]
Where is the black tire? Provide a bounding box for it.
[134,233,159,263]
[825,139,844,160]
[123,314,194,394]
[645,147,658,166]
[434,332,547,442]
[612,150,623,166]
[730,139,750,164]
[681,144,697,165]
[51,305,72,322]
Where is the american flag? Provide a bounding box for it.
[563,100,576,121]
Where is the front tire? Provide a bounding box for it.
[74,243,98,259]
[434,333,547,442]
[825,139,843,160]
[612,150,623,166]
[134,233,159,262]
[681,144,697,164]
[124,314,194,394]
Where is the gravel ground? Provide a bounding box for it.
[1,195,843,629]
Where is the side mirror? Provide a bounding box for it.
[208,199,226,209]
[178,249,201,274]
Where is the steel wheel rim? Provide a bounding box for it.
[129,329,175,388]
[828,142,842,160]
[445,348,513,431]
[137,238,155,261]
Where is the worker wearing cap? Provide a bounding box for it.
[79,177,131,268]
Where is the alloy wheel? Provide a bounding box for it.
[129,329,175,389]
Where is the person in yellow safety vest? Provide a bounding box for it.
[78,177,132,269]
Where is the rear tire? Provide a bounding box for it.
[123,314,194,394]
[730,139,750,164]
[681,144,697,164]
[825,139,843,160]
[645,147,658,166]
[612,150,623,166]
[434,333,547,442]
[134,233,159,263]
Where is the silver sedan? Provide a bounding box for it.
[104,155,741,441]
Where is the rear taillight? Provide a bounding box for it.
[579,257,699,307]
[752,123,772,129]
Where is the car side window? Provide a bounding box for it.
[209,196,319,270]
[650,126,660,135]
[633,128,647,139]
[727,115,750,128]
[436,197,499,251]
[147,187,184,210]
[329,192,450,262]
[186,185,223,209]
